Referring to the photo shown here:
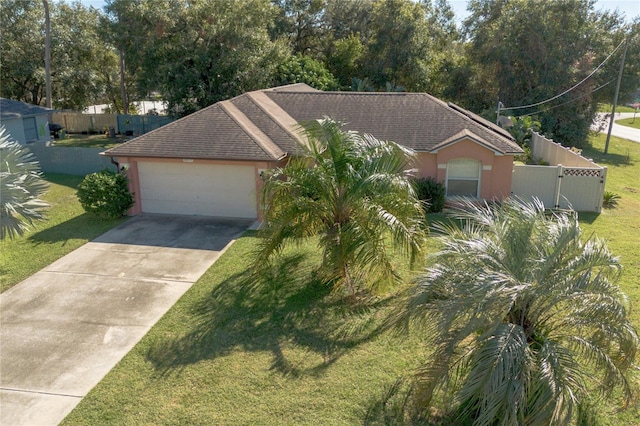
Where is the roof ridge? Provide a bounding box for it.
[219,100,286,160]
[247,91,309,150]
[272,91,411,96]
[103,103,220,156]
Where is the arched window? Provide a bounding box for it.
[446,158,481,197]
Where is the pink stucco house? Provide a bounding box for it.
[102,84,523,219]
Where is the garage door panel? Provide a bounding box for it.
[137,162,257,218]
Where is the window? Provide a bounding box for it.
[23,117,38,142]
[446,158,481,197]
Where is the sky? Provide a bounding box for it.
[70,0,639,24]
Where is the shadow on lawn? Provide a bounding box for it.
[28,213,126,245]
[582,143,634,168]
[43,173,84,189]
[146,253,389,378]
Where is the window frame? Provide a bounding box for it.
[445,158,482,198]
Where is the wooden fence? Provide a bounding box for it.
[51,112,173,135]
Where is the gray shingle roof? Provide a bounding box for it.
[104,86,522,160]
[0,98,52,120]
[104,102,287,161]
[265,91,521,154]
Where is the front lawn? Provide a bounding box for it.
[61,234,432,425]
[52,133,130,149]
[0,174,127,292]
[598,103,637,113]
[61,134,640,425]
[615,116,640,130]
[579,133,640,329]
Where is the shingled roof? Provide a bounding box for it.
[0,98,52,120]
[103,84,522,160]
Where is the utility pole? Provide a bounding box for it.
[604,37,628,155]
[496,101,504,125]
[119,49,128,115]
[43,0,52,109]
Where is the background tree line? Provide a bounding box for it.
[1,0,638,147]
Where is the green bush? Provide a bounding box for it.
[77,170,134,219]
[414,177,446,213]
[602,191,621,209]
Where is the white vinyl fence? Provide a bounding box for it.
[511,132,606,213]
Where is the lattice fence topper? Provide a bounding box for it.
[563,168,603,177]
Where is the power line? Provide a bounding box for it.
[500,38,626,112]
[516,79,615,117]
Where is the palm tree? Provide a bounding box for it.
[256,118,425,296]
[392,197,638,425]
[0,128,49,239]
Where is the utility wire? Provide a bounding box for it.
[517,79,615,117]
[500,39,626,112]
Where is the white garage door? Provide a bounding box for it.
[138,162,257,218]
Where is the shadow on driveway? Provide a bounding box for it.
[94,214,255,250]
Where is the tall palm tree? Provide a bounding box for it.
[256,118,425,296]
[392,197,638,425]
[0,128,49,239]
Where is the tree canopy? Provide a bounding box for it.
[1,0,636,146]
[1,0,118,110]
[460,0,637,146]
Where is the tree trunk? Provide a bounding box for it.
[42,0,52,109]
[119,49,128,115]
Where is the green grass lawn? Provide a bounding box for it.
[598,103,637,113]
[52,133,130,149]
[0,174,127,292]
[577,134,640,425]
[580,132,640,334]
[615,116,640,130]
[61,133,640,425]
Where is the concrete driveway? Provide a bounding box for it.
[0,214,252,426]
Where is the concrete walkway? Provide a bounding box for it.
[592,112,640,143]
[0,215,252,426]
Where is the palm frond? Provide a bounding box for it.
[390,197,639,424]
[256,118,426,296]
[0,127,49,239]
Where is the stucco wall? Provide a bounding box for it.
[417,138,515,200]
[116,136,515,218]
[1,118,26,143]
[1,115,50,145]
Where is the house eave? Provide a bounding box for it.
[99,151,286,162]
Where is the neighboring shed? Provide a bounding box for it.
[0,98,52,145]
[103,84,523,219]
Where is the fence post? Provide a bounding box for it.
[554,165,563,209]
[597,167,607,213]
